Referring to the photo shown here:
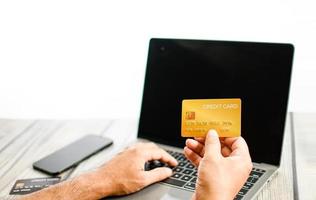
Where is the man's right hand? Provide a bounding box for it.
[96,142,178,197]
[21,142,178,200]
[184,130,253,200]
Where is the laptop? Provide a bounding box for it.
[111,38,294,200]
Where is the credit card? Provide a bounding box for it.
[9,177,61,195]
[181,98,241,137]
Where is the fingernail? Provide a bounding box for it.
[208,129,218,137]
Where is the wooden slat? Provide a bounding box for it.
[0,120,112,199]
[0,120,66,196]
[256,114,294,200]
[292,113,316,200]
[0,119,35,154]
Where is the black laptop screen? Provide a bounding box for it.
[138,38,294,166]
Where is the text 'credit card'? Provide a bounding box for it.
[181,99,241,137]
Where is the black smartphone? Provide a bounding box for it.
[33,135,113,175]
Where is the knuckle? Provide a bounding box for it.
[135,147,143,155]
[126,147,135,154]
[147,142,157,148]
[129,143,140,150]
[135,142,145,148]
[129,145,142,155]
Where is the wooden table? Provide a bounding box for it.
[0,113,310,199]
[291,113,316,199]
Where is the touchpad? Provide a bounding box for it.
[107,182,193,200]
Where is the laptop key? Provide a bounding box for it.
[182,160,189,165]
[173,167,184,173]
[178,156,186,161]
[186,163,195,169]
[178,162,186,167]
[243,182,253,190]
[238,188,249,196]
[163,178,186,187]
[191,177,197,183]
[258,169,266,173]
[247,177,252,183]
[181,175,192,182]
[250,170,264,178]
[183,169,193,175]
[144,160,166,170]
[254,168,266,173]
[171,173,183,179]
[250,177,258,184]
[234,194,244,200]
[184,182,196,190]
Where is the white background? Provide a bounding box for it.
[0,0,315,119]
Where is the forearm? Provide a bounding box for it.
[20,171,114,200]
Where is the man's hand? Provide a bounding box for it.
[184,130,253,200]
[21,142,177,200]
[97,142,178,196]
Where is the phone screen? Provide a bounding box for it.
[33,135,113,175]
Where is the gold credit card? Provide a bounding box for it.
[181,99,241,137]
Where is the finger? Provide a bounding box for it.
[204,129,222,160]
[226,137,250,157]
[223,137,239,147]
[191,192,197,200]
[194,137,205,144]
[143,142,160,149]
[186,139,205,157]
[220,141,225,148]
[143,167,173,185]
[144,147,178,166]
[221,146,232,157]
[184,146,202,167]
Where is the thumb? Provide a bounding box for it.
[144,167,173,185]
[191,192,197,200]
[204,129,222,160]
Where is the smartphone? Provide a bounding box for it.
[33,135,113,175]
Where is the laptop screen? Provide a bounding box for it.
[138,38,294,166]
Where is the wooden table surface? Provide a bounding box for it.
[0,112,311,200]
[292,113,316,199]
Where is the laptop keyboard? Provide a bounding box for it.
[234,168,266,199]
[145,150,266,200]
